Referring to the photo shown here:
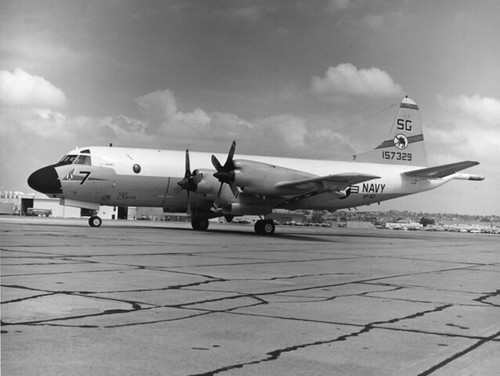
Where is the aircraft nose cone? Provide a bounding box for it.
[28,165,62,195]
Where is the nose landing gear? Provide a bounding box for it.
[254,219,275,235]
[89,216,102,227]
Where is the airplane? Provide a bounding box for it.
[28,96,484,235]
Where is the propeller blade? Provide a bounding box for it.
[186,191,192,216]
[215,180,233,207]
[229,182,240,198]
[225,140,236,169]
[177,148,198,217]
[212,140,236,173]
[211,154,223,172]
[178,149,200,192]
[184,149,191,178]
[212,140,239,202]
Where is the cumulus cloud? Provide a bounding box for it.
[135,90,211,138]
[2,83,363,195]
[247,114,356,159]
[99,115,147,137]
[133,89,262,149]
[0,81,370,194]
[305,129,354,159]
[437,94,500,125]
[311,63,403,100]
[256,114,308,149]
[131,90,354,158]
[208,112,256,139]
[427,94,500,163]
[0,68,66,108]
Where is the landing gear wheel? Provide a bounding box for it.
[255,219,275,235]
[89,216,102,228]
[191,217,209,231]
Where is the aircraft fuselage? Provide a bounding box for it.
[32,146,447,213]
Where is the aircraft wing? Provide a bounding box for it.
[276,173,380,192]
[403,161,480,179]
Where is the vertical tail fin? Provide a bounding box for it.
[354,97,427,166]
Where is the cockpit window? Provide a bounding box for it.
[59,155,78,165]
[74,155,91,165]
[57,154,92,165]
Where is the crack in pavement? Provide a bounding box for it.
[1,292,148,327]
[3,262,494,330]
[474,289,500,307]
[188,304,455,376]
[416,329,500,376]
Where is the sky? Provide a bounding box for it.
[1,0,499,215]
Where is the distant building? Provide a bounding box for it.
[0,191,122,220]
[385,218,422,230]
[345,220,373,229]
[270,210,306,225]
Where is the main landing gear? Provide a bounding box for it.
[254,219,275,235]
[190,216,275,235]
[191,217,209,231]
[89,215,102,227]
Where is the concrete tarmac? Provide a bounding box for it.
[1,217,499,375]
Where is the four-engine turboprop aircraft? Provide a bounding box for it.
[28,97,484,235]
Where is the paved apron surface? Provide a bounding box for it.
[1,218,499,375]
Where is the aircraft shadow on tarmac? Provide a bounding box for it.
[119,223,424,243]
[13,218,430,242]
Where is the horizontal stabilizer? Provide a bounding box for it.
[276,173,380,191]
[404,161,480,179]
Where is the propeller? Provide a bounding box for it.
[212,140,239,201]
[177,149,202,214]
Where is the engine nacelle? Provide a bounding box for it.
[232,160,314,196]
[192,169,220,196]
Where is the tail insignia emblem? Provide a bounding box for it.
[393,134,409,150]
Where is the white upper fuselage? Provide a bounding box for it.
[52,146,449,213]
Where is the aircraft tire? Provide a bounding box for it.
[89,216,102,228]
[255,219,275,235]
[191,218,209,231]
